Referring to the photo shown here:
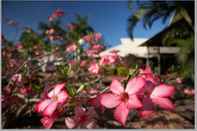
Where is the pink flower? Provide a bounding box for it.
[85,49,98,57]
[65,107,97,128]
[15,42,23,50]
[176,77,182,84]
[68,60,77,65]
[53,9,64,17]
[94,33,102,41]
[41,113,58,128]
[100,77,145,126]
[48,9,64,21]
[88,63,100,74]
[91,44,104,51]
[150,84,175,109]
[83,33,102,43]
[139,65,160,85]
[35,83,68,117]
[184,88,194,96]
[48,16,54,22]
[19,87,32,96]
[138,84,175,118]
[80,60,87,67]
[66,43,77,53]
[99,52,119,66]
[9,59,17,68]
[11,74,22,83]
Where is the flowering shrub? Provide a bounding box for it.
[2,9,181,129]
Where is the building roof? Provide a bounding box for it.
[100,38,179,58]
[140,18,193,47]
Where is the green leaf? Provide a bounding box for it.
[66,84,77,97]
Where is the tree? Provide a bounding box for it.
[128,0,194,39]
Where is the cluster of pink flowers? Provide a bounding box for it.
[99,51,120,66]
[88,62,100,75]
[83,33,102,43]
[100,66,175,126]
[87,51,119,75]
[29,23,179,128]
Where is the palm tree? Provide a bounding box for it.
[128,0,194,39]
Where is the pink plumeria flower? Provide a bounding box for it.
[88,63,100,75]
[11,74,22,83]
[41,112,58,129]
[100,77,145,126]
[35,83,68,117]
[66,43,77,53]
[65,107,97,129]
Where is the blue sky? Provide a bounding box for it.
[2,1,170,47]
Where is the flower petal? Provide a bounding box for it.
[85,120,97,129]
[110,79,124,95]
[65,117,76,129]
[57,90,68,104]
[41,116,55,129]
[151,84,175,98]
[126,77,145,95]
[35,99,52,113]
[43,101,58,116]
[152,97,175,110]
[100,93,121,108]
[114,103,129,126]
[48,83,65,98]
[127,95,143,109]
